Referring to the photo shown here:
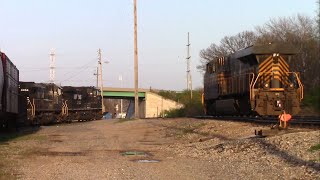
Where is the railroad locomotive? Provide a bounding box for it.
[203,44,303,116]
[19,82,102,125]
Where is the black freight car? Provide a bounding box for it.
[0,52,19,130]
[204,44,303,116]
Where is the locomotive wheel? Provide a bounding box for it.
[205,101,216,116]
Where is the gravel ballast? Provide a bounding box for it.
[0,118,319,179]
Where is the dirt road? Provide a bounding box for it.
[1,118,319,179]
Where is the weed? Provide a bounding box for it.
[308,143,320,152]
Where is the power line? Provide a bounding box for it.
[59,58,97,83]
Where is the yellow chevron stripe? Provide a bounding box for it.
[279,56,289,69]
[259,56,273,68]
[259,59,273,70]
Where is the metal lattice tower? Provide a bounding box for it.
[186,32,193,99]
[49,48,56,84]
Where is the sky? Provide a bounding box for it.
[0,0,317,90]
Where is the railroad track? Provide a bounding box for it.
[194,115,320,127]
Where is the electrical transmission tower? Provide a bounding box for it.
[49,48,56,84]
[186,32,192,99]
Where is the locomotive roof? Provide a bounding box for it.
[231,43,298,59]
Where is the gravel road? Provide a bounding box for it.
[1,118,319,179]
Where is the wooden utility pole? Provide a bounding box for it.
[134,0,139,118]
[98,48,105,114]
[94,67,99,87]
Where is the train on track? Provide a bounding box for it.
[1,50,103,130]
[203,43,303,116]
[19,82,102,125]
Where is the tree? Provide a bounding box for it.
[255,14,319,90]
[198,31,256,71]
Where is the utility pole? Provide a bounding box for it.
[94,67,99,87]
[119,75,123,118]
[98,48,105,114]
[134,0,139,118]
[49,48,56,84]
[186,32,193,99]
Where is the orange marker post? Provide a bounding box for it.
[279,110,292,129]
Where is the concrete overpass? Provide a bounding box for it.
[102,87,183,118]
[102,87,149,98]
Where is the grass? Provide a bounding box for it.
[0,133,47,179]
[0,145,20,179]
[308,143,320,152]
[0,134,47,143]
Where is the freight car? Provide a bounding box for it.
[203,44,303,116]
[19,82,102,125]
[0,52,19,130]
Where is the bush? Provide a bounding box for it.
[303,86,320,113]
[160,89,205,118]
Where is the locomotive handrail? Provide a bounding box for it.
[65,100,69,116]
[61,102,66,115]
[250,72,303,101]
[292,72,304,100]
[27,99,36,117]
[251,72,262,100]
[32,99,36,117]
[249,73,255,101]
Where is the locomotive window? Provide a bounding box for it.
[206,63,215,74]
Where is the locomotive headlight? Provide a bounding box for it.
[276,100,282,108]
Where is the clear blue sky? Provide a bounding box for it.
[0,0,317,90]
